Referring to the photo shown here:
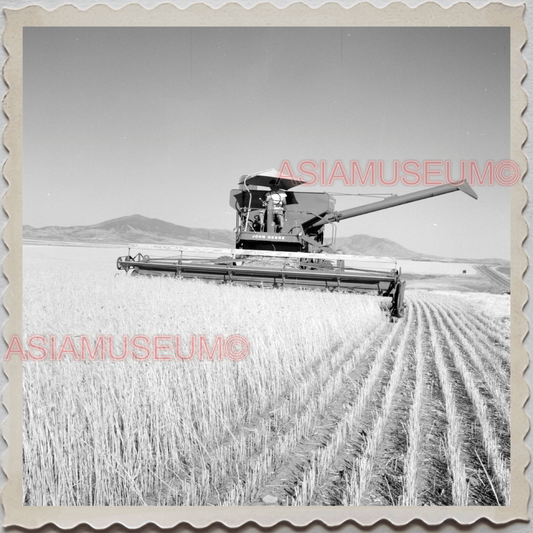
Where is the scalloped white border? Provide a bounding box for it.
[1,2,529,529]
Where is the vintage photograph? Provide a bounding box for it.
[2,3,527,528]
[20,24,513,508]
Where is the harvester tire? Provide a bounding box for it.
[391,281,406,319]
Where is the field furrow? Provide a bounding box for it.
[288,316,407,505]
[400,299,427,505]
[340,301,416,505]
[403,299,453,505]
[431,305,510,505]
[442,303,510,391]
[438,305,510,421]
[423,301,469,506]
[445,302,510,360]
[221,321,390,505]
[203,339,366,502]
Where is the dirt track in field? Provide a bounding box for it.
[477,265,511,292]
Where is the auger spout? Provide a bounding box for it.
[305,180,478,230]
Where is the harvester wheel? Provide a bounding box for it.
[116,256,127,271]
[391,281,406,319]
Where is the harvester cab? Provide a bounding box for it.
[117,169,478,320]
[230,170,334,253]
[230,169,478,254]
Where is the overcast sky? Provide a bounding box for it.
[23,27,510,259]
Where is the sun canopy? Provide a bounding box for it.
[238,169,304,190]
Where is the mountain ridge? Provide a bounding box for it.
[23,214,508,264]
[23,214,235,248]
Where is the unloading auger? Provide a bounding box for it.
[117,170,478,319]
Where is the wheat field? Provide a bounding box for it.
[22,247,511,506]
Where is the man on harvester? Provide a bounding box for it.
[264,181,287,233]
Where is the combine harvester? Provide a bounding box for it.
[117,170,478,319]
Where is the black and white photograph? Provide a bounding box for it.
[2,1,529,528]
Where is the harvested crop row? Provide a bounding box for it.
[445,301,510,356]
[442,303,510,390]
[252,294,511,507]
[429,304,510,505]
[451,299,510,347]
[219,322,390,504]
[341,300,416,505]
[276,319,404,505]
[422,301,470,506]
[288,304,414,505]
[400,299,426,505]
[438,305,510,421]
[197,340,369,503]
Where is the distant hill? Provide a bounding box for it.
[335,235,509,266]
[333,234,436,260]
[23,214,234,248]
[23,214,509,266]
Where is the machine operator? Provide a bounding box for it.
[264,183,287,232]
